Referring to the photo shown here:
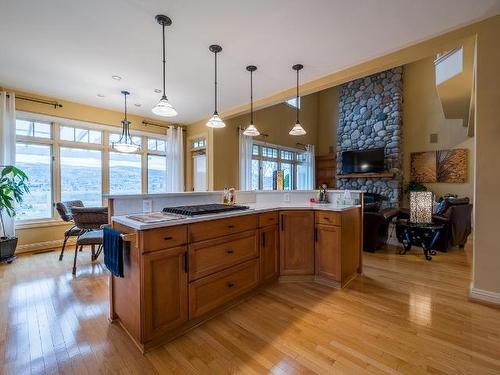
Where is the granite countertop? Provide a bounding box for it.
[112,202,361,230]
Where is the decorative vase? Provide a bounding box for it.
[0,236,18,263]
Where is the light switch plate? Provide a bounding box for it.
[283,193,290,203]
[142,199,153,213]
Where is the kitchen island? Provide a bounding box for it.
[108,193,363,353]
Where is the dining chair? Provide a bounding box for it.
[70,206,108,275]
[55,200,84,261]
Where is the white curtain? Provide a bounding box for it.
[0,92,16,237]
[297,144,315,190]
[239,128,253,190]
[165,126,184,192]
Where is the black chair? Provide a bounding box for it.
[55,200,84,261]
[71,207,108,275]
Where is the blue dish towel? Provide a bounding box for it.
[103,227,124,277]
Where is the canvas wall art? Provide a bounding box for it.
[410,148,468,183]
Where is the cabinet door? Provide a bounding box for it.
[315,224,341,282]
[260,225,279,282]
[142,246,188,341]
[279,211,315,275]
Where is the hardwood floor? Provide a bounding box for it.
[1,240,500,374]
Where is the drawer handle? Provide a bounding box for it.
[324,217,330,221]
[227,225,235,229]
[164,236,173,240]
[226,249,234,254]
[227,282,235,288]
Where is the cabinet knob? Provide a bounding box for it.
[227,225,235,229]
[164,236,173,240]
[226,249,234,254]
[227,282,235,288]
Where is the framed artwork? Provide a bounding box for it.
[410,148,468,183]
[410,151,437,182]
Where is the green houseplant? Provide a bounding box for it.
[0,165,29,263]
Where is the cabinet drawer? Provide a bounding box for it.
[189,230,258,281]
[141,225,188,252]
[189,259,259,319]
[189,215,258,242]
[315,211,341,226]
[259,211,279,227]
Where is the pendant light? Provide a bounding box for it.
[152,14,177,117]
[243,65,260,136]
[206,44,226,128]
[113,91,140,153]
[289,64,307,136]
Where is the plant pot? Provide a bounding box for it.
[0,236,17,263]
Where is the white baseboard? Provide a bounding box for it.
[16,238,77,254]
[470,284,500,306]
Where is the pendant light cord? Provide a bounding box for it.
[162,23,166,98]
[214,51,218,114]
[296,68,299,124]
[250,70,254,124]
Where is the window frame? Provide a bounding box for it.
[14,114,168,224]
[250,141,307,191]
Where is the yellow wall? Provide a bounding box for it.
[1,87,173,252]
[317,87,339,156]
[403,55,474,202]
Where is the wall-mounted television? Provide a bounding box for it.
[341,148,385,174]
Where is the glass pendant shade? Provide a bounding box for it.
[243,124,260,136]
[152,96,178,117]
[114,91,140,153]
[289,122,307,136]
[206,112,226,128]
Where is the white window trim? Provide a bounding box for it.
[15,112,167,225]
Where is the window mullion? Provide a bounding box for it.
[52,122,61,217]
[102,130,110,203]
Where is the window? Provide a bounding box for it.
[109,152,142,195]
[60,147,102,206]
[16,120,51,138]
[15,143,53,220]
[60,125,101,144]
[192,153,207,191]
[192,139,206,149]
[147,154,166,193]
[13,116,170,222]
[250,143,311,191]
[148,138,166,152]
[285,97,300,109]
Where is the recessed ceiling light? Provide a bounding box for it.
[97,94,105,98]
[134,103,141,107]
[154,88,162,93]
[112,75,122,81]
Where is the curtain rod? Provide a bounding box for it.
[142,120,186,132]
[6,93,63,109]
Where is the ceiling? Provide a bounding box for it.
[1,0,499,124]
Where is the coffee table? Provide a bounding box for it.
[396,220,444,260]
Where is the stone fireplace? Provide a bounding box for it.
[336,67,403,206]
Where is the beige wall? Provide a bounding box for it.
[403,56,475,203]
[317,87,339,156]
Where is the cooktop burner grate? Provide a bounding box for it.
[162,203,249,216]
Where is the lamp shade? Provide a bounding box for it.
[410,191,434,223]
[206,113,226,128]
[152,96,178,117]
[113,141,140,153]
[243,124,260,136]
[289,122,306,136]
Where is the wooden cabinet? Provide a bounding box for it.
[315,224,341,282]
[260,225,279,282]
[189,259,260,319]
[188,230,258,281]
[141,225,187,252]
[279,210,315,275]
[142,246,188,341]
[189,215,258,242]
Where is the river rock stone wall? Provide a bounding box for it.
[336,67,403,206]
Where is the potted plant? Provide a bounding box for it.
[0,165,29,263]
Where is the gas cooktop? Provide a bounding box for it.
[162,203,250,216]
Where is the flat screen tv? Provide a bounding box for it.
[341,148,385,174]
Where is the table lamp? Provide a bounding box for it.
[410,191,434,224]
